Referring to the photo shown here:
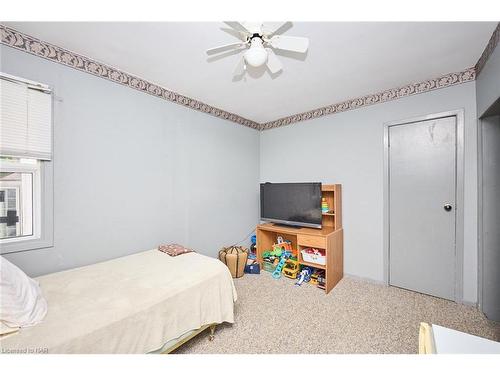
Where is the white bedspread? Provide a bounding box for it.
[0,250,237,353]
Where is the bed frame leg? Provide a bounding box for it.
[209,324,216,341]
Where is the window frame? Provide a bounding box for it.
[0,159,53,254]
[0,159,41,243]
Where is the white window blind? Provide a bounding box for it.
[0,77,52,160]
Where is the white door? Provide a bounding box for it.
[389,116,457,300]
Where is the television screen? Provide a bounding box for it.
[260,182,322,228]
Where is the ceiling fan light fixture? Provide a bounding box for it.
[243,37,268,67]
[207,22,309,77]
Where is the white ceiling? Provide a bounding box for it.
[5,22,497,123]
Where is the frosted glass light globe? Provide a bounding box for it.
[244,38,268,67]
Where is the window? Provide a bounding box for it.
[0,158,40,242]
[0,73,53,253]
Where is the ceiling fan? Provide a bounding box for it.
[206,22,309,77]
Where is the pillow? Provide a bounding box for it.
[0,256,47,329]
[158,243,194,256]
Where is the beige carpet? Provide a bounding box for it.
[174,272,500,354]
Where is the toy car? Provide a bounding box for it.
[309,269,325,285]
[317,275,326,289]
[295,266,313,286]
[282,259,300,279]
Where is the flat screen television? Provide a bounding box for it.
[260,182,322,229]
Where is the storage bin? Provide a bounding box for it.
[301,248,326,266]
[262,261,276,273]
[218,246,248,278]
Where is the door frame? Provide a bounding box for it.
[383,109,465,303]
[477,114,500,314]
[477,117,484,311]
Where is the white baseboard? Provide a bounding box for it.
[344,274,479,308]
[460,299,478,308]
[343,273,387,286]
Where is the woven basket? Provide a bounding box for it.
[218,246,248,278]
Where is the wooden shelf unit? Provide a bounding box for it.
[256,184,343,294]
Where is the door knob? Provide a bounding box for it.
[444,204,453,212]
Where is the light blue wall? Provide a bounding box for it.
[260,82,479,304]
[476,43,500,117]
[0,43,484,305]
[1,46,260,277]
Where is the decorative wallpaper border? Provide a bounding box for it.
[475,22,500,76]
[1,23,498,132]
[0,24,261,130]
[260,21,499,131]
[259,67,476,130]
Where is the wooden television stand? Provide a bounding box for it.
[256,184,343,294]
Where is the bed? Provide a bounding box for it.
[0,249,237,354]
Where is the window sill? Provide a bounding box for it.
[0,236,53,255]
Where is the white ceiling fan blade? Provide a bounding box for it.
[262,22,292,36]
[220,27,248,42]
[242,22,264,35]
[266,49,283,74]
[206,42,245,55]
[233,56,246,76]
[269,35,309,53]
[223,21,251,35]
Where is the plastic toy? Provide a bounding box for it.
[321,197,329,213]
[262,260,276,273]
[272,250,292,279]
[309,269,325,285]
[295,266,313,286]
[263,237,295,267]
[317,274,326,289]
[250,235,257,255]
[272,256,286,279]
[271,236,293,256]
[282,259,300,279]
[270,245,283,257]
[262,251,278,269]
